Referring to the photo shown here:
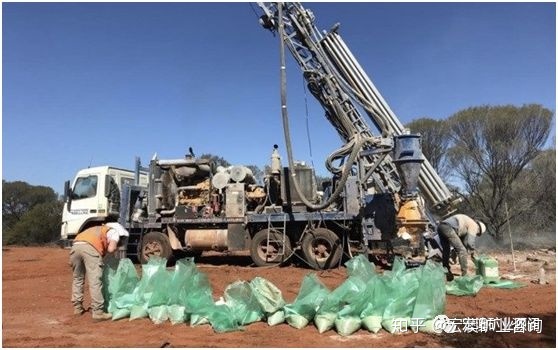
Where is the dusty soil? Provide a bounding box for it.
[2,246,556,347]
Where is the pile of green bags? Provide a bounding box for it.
[103,254,449,335]
[445,275,525,296]
[102,257,287,333]
[445,256,526,296]
[358,257,447,335]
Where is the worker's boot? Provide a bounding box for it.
[445,270,454,282]
[92,311,112,321]
[73,303,86,316]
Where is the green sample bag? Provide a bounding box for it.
[345,254,377,281]
[446,275,484,296]
[101,258,139,320]
[132,257,171,311]
[483,279,526,289]
[412,260,447,333]
[360,276,382,333]
[182,269,214,325]
[148,305,169,324]
[284,273,330,329]
[224,281,264,325]
[249,277,286,314]
[249,277,286,326]
[267,310,286,326]
[207,303,243,333]
[369,275,400,332]
[315,276,367,334]
[168,258,197,306]
[412,260,446,320]
[382,266,420,333]
[167,305,188,325]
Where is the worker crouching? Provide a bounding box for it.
[437,214,487,281]
[69,222,129,321]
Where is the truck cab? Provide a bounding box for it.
[60,166,148,246]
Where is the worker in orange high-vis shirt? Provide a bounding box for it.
[69,221,129,321]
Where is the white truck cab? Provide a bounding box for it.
[61,166,148,245]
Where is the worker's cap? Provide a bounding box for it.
[477,221,487,236]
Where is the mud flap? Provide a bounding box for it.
[227,224,248,251]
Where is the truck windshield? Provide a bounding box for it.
[72,175,98,200]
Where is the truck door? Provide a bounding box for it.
[64,173,101,236]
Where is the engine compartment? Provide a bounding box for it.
[146,151,321,221]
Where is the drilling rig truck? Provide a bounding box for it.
[60,2,460,269]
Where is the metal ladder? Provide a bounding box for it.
[266,214,288,260]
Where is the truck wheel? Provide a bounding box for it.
[250,229,292,267]
[139,231,172,264]
[301,228,342,270]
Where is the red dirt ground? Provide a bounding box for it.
[2,247,556,347]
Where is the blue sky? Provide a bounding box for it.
[3,2,556,194]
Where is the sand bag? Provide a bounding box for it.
[267,310,286,326]
[360,257,415,333]
[382,266,421,334]
[167,305,188,325]
[445,275,484,296]
[360,276,382,333]
[184,271,214,326]
[484,279,525,289]
[284,273,329,329]
[148,305,169,324]
[129,305,149,320]
[224,281,264,325]
[412,260,446,320]
[335,315,362,336]
[126,257,170,320]
[167,258,197,306]
[315,276,367,333]
[207,303,243,333]
[132,257,171,309]
[334,279,369,336]
[101,258,139,319]
[249,277,286,314]
[111,308,131,320]
[249,277,286,326]
[345,254,377,281]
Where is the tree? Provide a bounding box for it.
[406,117,451,180]
[2,181,62,245]
[2,181,58,233]
[509,148,556,233]
[199,153,231,169]
[199,153,231,175]
[4,201,63,245]
[246,165,264,185]
[447,104,553,239]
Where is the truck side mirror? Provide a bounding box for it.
[64,180,73,212]
[63,180,70,201]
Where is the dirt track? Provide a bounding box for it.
[2,247,556,347]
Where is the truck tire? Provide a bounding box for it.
[139,231,172,264]
[301,228,342,270]
[250,229,292,267]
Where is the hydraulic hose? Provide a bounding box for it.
[277,3,363,211]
